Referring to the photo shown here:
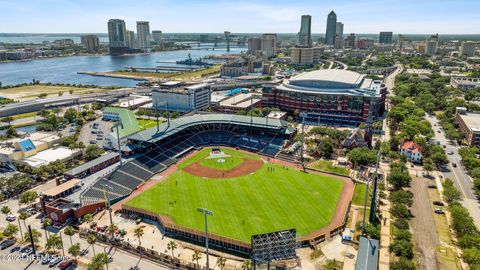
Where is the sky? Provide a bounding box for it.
[0,0,479,34]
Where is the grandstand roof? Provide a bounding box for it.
[129,113,289,143]
[103,107,141,138]
[64,152,119,177]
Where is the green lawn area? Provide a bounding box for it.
[126,148,345,242]
[351,183,369,206]
[113,65,221,80]
[307,160,349,176]
[137,119,160,130]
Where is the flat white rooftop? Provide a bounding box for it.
[291,69,364,86]
[23,147,79,167]
[459,112,480,132]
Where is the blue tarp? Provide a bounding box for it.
[19,139,36,152]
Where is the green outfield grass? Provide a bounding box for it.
[126,148,345,242]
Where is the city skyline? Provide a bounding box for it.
[1,0,480,34]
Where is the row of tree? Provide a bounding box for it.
[387,161,416,270]
[442,179,480,267]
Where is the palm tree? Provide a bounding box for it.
[46,234,62,253]
[242,259,252,270]
[133,226,144,247]
[88,252,108,270]
[68,243,81,262]
[216,256,226,270]
[167,240,178,269]
[107,224,118,237]
[19,212,29,231]
[1,205,11,222]
[24,228,41,246]
[87,234,97,255]
[41,218,53,242]
[192,250,202,269]
[64,225,75,246]
[82,213,94,228]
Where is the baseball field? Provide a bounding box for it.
[125,147,347,242]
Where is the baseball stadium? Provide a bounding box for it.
[79,113,354,255]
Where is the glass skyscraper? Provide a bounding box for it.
[325,11,337,45]
[298,15,312,47]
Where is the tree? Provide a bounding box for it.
[3,224,19,238]
[390,257,415,270]
[242,259,252,270]
[0,116,13,126]
[394,229,412,242]
[462,247,480,265]
[87,234,97,255]
[1,205,11,221]
[64,108,78,123]
[391,203,410,219]
[167,240,178,268]
[363,223,380,239]
[216,256,227,270]
[19,211,29,230]
[319,138,334,158]
[64,225,75,245]
[88,252,108,270]
[45,234,62,252]
[423,157,435,176]
[389,190,414,207]
[85,145,104,161]
[5,126,17,137]
[38,93,48,99]
[83,213,94,227]
[19,190,38,206]
[68,243,81,262]
[192,250,202,269]
[347,147,377,168]
[58,91,63,96]
[134,226,144,247]
[41,218,53,243]
[389,239,414,259]
[52,108,61,116]
[24,228,41,245]
[443,178,462,205]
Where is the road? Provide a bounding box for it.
[424,114,480,228]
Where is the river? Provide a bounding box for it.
[0,44,245,87]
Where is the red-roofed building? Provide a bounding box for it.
[400,141,423,163]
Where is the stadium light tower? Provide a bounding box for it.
[197,207,213,270]
[102,184,114,228]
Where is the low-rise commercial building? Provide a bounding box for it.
[450,77,480,90]
[456,107,480,146]
[216,93,262,113]
[290,46,314,66]
[220,56,264,77]
[64,152,119,179]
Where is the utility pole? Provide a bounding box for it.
[300,114,306,171]
[197,208,213,270]
[17,219,23,241]
[362,171,371,234]
[114,120,123,166]
[28,225,36,256]
[103,184,114,231]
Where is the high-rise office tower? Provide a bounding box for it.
[107,19,128,55]
[425,34,438,55]
[298,15,312,47]
[379,32,393,44]
[325,11,337,45]
[261,34,277,58]
[336,22,344,37]
[152,30,162,45]
[346,33,356,48]
[126,30,135,49]
[81,35,99,52]
[136,21,151,50]
[334,22,344,49]
[460,41,476,57]
[248,37,262,53]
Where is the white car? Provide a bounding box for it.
[6,214,15,222]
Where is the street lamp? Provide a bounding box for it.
[197,208,213,270]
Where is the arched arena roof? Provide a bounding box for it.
[278,69,383,97]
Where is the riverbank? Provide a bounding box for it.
[0,84,118,101]
[79,64,221,81]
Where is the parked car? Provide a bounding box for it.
[428,184,437,189]
[21,247,33,258]
[10,246,21,253]
[452,163,457,168]
[434,208,445,214]
[433,201,445,206]
[91,130,97,134]
[48,256,61,267]
[6,214,15,222]
[41,254,53,264]
[90,140,97,144]
[0,239,16,250]
[80,248,89,256]
[26,208,37,215]
[58,259,74,270]
[447,151,454,155]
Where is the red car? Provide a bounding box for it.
[58,259,74,270]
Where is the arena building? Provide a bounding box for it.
[262,69,387,125]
